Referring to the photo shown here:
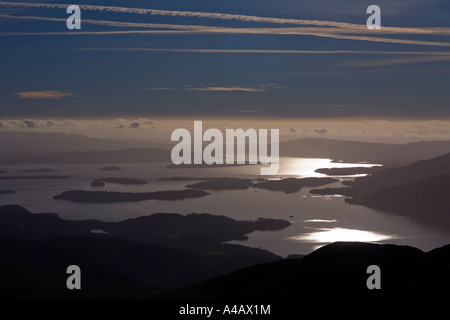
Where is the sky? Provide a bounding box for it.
[0,0,450,142]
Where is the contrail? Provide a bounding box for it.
[72,48,450,56]
[2,1,450,36]
[2,14,450,36]
[1,2,450,46]
[2,28,450,47]
[0,1,386,29]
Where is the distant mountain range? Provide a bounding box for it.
[0,131,170,152]
[280,138,450,166]
[0,132,449,166]
[0,148,171,165]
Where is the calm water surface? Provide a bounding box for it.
[0,158,448,256]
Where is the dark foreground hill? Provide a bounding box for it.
[153,242,450,300]
[0,205,288,299]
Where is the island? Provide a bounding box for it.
[252,177,339,194]
[90,180,106,187]
[315,167,382,176]
[309,187,357,197]
[159,177,260,191]
[53,189,210,203]
[16,168,59,173]
[0,175,72,180]
[157,177,202,181]
[0,190,15,195]
[186,178,255,190]
[90,177,147,185]
[98,166,122,171]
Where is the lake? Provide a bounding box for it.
[0,157,448,257]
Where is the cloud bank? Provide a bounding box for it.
[14,90,77,99]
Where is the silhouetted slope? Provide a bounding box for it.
[311,153,450,229]
[347,174,450,223]
[0,237,278,299]
[348,152,450,190]
[153,242,450,300]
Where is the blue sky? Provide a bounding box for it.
[1,0,450,119]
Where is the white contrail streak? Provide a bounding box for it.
[2,1,450,36]
[0,1,366,29]
[72,48,450,56]
[2,14,450,36]
[1,2,450,46]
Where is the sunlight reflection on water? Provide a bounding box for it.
[278,157,381,177]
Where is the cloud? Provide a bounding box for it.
[23,119,39,128]
[413,124,429,130]
[148,84,282,92]
[129,121,140,129]
[0,119,79,129]
[222,109,262,113]
[314,128,328,134]
[14,90,76,99]
[321,104,352,108]
[75,48,450,67]
[147,88,175,91]
[113,119,127,129]
[347,55,450,67]
[112,119,153,129]
[186,86,265,92]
